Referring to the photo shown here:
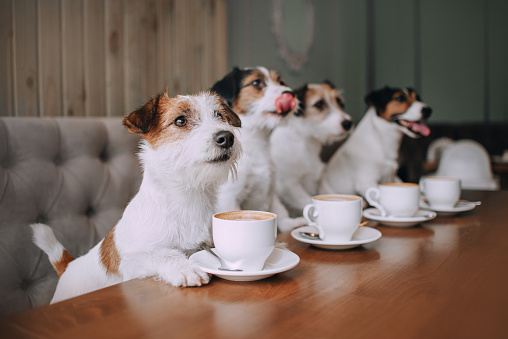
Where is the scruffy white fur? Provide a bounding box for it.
[271,83,352,216]
[320,88,431,198]
[212,67,306,232]
[31,92,242,303]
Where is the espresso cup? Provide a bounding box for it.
[420,176,461,209]
[365,183,420,217]
[303,194,363,242]
[212,210,277,271]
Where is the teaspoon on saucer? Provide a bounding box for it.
[204,248,243,272]
[300,222,368,241]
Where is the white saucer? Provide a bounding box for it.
[363,208,436,228]
[189,248,300,282]
[420,200,479,216]
[291,225,382,250]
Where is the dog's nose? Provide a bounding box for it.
[421,106,432,119]
[214,131,235,149]
[282,90,295,97]
[341,119,353,131]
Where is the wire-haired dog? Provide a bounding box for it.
[212,66,306,232]
[31,91,242,303]
[271,81,353,216]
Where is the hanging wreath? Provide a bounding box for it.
[272,0,315,71]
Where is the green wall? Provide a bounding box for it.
[226,0,508,124]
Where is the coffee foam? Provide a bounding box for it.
[381,183,419,187]
[215,210,275,221]
[314,194,362,202]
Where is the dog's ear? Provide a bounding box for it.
[220,99,242,128]
[405,87,421,101]
[323,80,336,89]
[211,67,244,106]
[365,86,393,112]
[293,84,308,117]
[124,92,167,135]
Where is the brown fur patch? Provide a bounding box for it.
[232,70,267,115]
[380,90,417,121]
[53,250,74,277]
[124,93,200,149]
[303,84,346,122]
[100,227,121,275]
[215,97,241,127]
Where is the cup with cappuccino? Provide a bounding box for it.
[213,210,277,271]
[419,176,461,209]
[365,183,420,217]
[303,194,363,242]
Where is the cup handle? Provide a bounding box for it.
[365,187,387,217]
[303,204,325,240]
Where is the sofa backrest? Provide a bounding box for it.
[0,117,142,317]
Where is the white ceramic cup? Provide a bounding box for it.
[365,183,420,217]
[303,194,363,242]
[212,210,277,271]
[420,176,461,209]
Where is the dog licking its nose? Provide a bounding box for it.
[275,92,296,115]
[214,131,235,149]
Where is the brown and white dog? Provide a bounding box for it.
[320,86,432,198]
[271,81,353,216]
[211,66,306,232]
[31,91,242,303]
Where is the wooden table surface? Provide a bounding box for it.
[2,190,508,339]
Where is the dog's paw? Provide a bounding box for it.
[162,260,210,287]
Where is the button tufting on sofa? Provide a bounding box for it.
[0,117,142,317]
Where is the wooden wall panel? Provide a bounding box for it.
[62,0,86,117]
[0,0,14,116]
[85,0,106,117]
[0,0,228,117]
[105,0,125,117]
[39,0,62,117]
[14,0,39,117]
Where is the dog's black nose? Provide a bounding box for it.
[341,119,353,131]
[422,106,432,119]
[214,131,234,149]
[282,90,295,97]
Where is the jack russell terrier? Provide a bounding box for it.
[31,91,242,303]
[320,86,432,198]
[211,66,306,232]
[271,81,353,216]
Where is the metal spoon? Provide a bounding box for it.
[204,248,243,272]
[299,222,368,241]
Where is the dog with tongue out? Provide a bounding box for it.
[211,66,306,232]
[320,86,432,199]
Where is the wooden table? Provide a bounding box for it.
[2,191,508,339]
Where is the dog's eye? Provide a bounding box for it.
[395,94,407,102]
[251,79,266,89]
[174,116,187,127]
[314,99,326,110]
[279,79,287,86]
[336,98,345,109]
[214,111,223,119]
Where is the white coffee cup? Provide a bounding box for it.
[365,183,420,217]
[420,176,461,209]
[212,210,277,271]
[303,194,363,242]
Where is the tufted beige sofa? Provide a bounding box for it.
[0,117,142,317]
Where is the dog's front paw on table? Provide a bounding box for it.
[162,261,211,287]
